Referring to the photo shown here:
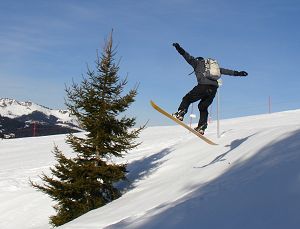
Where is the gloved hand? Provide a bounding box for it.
[234,71,248,77]
[239,71,248,77]
[172,43,185,55]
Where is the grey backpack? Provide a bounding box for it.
[203,58,221,80]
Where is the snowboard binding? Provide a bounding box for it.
[194,123,207,135]
[172,110,186,121]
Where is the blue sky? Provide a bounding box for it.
[1,0,300,126]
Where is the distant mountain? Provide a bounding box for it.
[0,98,81,138]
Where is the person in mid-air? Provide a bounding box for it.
[172,43,248,135]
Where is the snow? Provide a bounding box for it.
[0,98,77,126]
[1,109,300,229]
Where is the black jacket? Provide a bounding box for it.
[181,51,239,87]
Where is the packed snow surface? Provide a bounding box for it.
[1,109,300,229]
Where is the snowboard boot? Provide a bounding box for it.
[172,109,186,121]
[194,123,208,135]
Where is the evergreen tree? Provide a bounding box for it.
[31,32,143,227]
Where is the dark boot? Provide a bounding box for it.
[194,123,208,135]
[172,109,186,121]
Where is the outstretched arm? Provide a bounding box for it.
[220,68,248,77]
[173,43,198,68]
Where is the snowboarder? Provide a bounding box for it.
[172,43,248,134]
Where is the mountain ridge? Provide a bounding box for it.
[0,98,80,138]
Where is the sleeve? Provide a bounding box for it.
[182,51,198,69]
[220,68,238,76]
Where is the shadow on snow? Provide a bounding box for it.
[109,129,300,229]
[116,147,174,192]
[198,133,256,168]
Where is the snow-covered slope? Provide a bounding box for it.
[1,109,300,229]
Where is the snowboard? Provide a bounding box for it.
[150,100,218,145]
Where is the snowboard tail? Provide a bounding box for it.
[150,100,217,145]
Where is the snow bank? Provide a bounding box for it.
[1,110,300,229]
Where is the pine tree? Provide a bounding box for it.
[31,32,143,227]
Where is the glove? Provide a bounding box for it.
[234,71,248,77]
[239,71,248,77]
[172,43,185,55]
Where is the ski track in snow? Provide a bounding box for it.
[1,110,300,229]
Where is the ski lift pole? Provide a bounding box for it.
[190,103,193,128]
[217,79,222,138]
[208,106,213,123]
[189,103,196,132]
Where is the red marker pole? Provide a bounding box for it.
[269,96,272,114]
[33,122,36,137]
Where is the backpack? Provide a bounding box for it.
[203,58,221,81]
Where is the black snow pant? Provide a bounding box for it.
[178,84,218,127]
